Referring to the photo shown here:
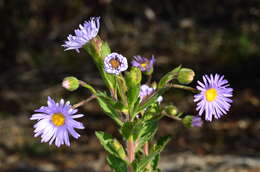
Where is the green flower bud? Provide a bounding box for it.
[165,105,178,116]
[177,68,195,85]
[182,115,193,128]
[62,76,79,91]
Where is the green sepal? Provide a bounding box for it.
[133,135,172,172]
[95,131,126,160]
[107,154,128,172]
[96,91,123,126]
[158,66,181,89]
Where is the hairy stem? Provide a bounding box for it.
[144,142,149,156]
[167,84,199,93]
[127,138,135,171]
[72,95,96,109]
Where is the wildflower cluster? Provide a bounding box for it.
[30,17,233,171]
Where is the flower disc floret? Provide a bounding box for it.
[30,97,85,147]
[104,52,128,75]
[194,74,233,121]
[131,55,155,72]
[62,17,100,53]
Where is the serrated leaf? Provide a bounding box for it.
[158,66,181,89]
[120,121,144,141]
[133,135,172,172]
[96,91,123,126]
[95,131,126,160]
[107,154,128,172]
[135,121,157,152]
[151,154,160,170]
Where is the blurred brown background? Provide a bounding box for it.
[0,0,260,171]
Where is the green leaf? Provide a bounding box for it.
[151,154,160,170]
[125,67,142,118]
[120,121,144,141]
[96,91,123,126]
[135,121,157,153]
[158,66,181,89]
[107,154,128,172]
[95,131,126,160]
[133,135,172,172]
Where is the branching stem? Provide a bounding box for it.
[167,84,199,93]
[72,95,96,109]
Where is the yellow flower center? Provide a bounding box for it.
[205,88,217,102]
[141,62,149,68]
[51,113,65,126]
[109,59,120,69]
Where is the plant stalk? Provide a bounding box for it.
[127,137,135,171]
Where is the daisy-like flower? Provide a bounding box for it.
[131,55,155,73]
[104,52,128,75]
[62,17,100,53]
[140,84,163,104]
[194,74,233,121]
[30,97,85,147]
[191,116,203,127]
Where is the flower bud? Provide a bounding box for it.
[165,105,178,116]
[182,115,193,128]
[62,76,79,91]
[177,68,195,85]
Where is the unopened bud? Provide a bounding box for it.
[62,76,79,91]
[165,105,178,116]
[177,68,195,85]
[182,115,193,128]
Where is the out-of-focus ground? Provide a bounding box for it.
[1,0,260,171]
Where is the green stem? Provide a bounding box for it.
[79,80,97,94]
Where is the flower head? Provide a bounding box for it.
[131,55,155,73]
[30,97,85,147]
[62,17,100,53]
[104,52,128,75]
[140,84,163,103]
[192,116,203,127]
[194,74,233,121]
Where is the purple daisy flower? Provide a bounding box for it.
[194,74,233,121]
[140,84,163,103]
[104,52,128,75]
[131,55,155,72]
[62,17,100,53]
[30,97,85,147]
[192,116,203,127]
